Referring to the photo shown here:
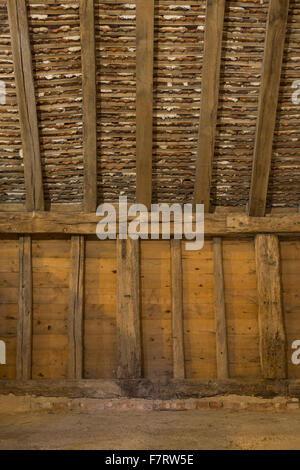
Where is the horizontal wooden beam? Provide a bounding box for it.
[0,212,300,236]
[0,379,289,400]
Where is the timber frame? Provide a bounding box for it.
[0,0,299,398]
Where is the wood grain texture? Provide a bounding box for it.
[80,0,97,213]
[255,234,287,379]
[194,0,225,211]
[249,0,290,217]
[213,237,229,379]
[17,236,32,380]
[68,236,85,379]
[1,211,300,235]
[170,239,185,379]
[7,0,44,211]
[117,238,141,378]
[136,0,154,208]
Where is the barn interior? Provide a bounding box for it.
[0,0,299,451]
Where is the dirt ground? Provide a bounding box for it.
[0,409,300,450]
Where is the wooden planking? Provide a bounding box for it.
[7,0,44,212]
[255,234,287,379]
[280,240,300,379]
[182,240,217,379]
[84,239,117,379]
[249,0,290,217]
[213,237,229,379]
[80,0,97,213]
[136,0,154,208]
[116,238,141,378]
[194,0,226,211]
[141,241,172,379]
[68,236,85,379]
[17,236,32,380]
[170,239,185,379]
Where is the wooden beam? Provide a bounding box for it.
[0,379,288,400]
[249,0,289,217]
[68,236,85,379]
[255,234,287,379]
[136,0,154,208]
[194,0,225,211]
[7,0,44,211]
[213,237,229,379]
[171,239,185,379]
[17,236,32,380]
[80,0,97,213]
[116,238,141,378]
[1,211,300,236]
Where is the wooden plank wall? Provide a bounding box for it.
[0,236,300,381]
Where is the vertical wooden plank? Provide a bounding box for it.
[136,0,154,208]
[194,0,225,211]
[17,235,32,380]
[80,0,97,212]
[171,239,185,379]
[255,234,287,379]
[68,236,85,379]
[213,237,229,379]
[249,0,289,217]
[7,0,44,211]
[116,238,141,378]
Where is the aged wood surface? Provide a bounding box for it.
[136,0,154,208]
[194,0,226,211]
[117,238,141,378]
[68,236,85,379]
[17,236,32,380]
[213,237,229,379]
[80,0,97,213]
[171,239,185,379]
[7,0,44,211]
[249,0,290,216]
[255,234,287,379]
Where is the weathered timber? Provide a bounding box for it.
[170,239,185,379]
[255,234,287,379]
[7,0,44,211]
[213,237,229,379]
[0,379,288,400]
[17,236,32,380]
[194,0,225,211]
[249,0,290,216]
[116,238,141,378]
[80,0,97,213]
[0,212,300,235]
[136,0,154,208]
[68,236,85,379]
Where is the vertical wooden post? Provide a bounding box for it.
[213,237,229,379]
[194,0,225,211]
[80,0,97,213]
[255,234,287,379]
[170,239,185,379]
[7,0,44,211]
[68,236,85,379]
[17,236,33,380]
[136,0,154,208]
[116,238,141,378]
[249,0,289,216]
